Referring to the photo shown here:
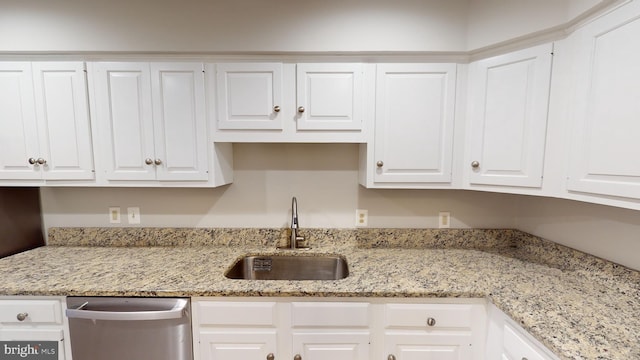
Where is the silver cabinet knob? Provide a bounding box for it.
[388,355,396,360]
[426,317,436,326]
[36,158,46,165]
[471,161,480,168]
[145,158,154,165]
[297,106,305,113]
[376,160,384,168]
[294,355,302,360]
[273,105,281,113]
[522,358,528,360]
[16,313,28,321]
[28,158,37,165]
[154,159,162,166]
[266,353,275,360]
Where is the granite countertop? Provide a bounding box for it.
[0,228,639,360]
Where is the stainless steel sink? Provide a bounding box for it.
[225,254,349,280]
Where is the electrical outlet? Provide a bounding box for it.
[109,207,121,224]
[355,209,368,227]
[127,207,141,224]
[439,212,450,229]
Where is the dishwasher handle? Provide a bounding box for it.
[66,299,188,321]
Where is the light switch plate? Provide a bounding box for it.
[127,207,141,224]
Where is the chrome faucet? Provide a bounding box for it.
[289,196,305,249]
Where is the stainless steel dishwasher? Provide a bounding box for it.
[66,297,192,360]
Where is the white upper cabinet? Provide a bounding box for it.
[150,63,208,181]
[92,62,156,181]
[566,0,640,201]
[91,62,209,183]
[296,63,363,131]
[360,63,457,187]
[0,61,93,182]
[466,43,553,189]
[0,62,40,180]
[216,63,283,130]
[32,62,94,180]
[212,62,370,142]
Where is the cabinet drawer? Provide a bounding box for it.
[197,301,277,326]
[384,303,475,330]
[503,323,553,360]
[291,302,369,327]
[0,300,62,325]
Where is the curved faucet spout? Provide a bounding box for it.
[289,196,304,249]
[291,197,298,230]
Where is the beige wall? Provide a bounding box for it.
[515,195,640,271]
[0,0,604,53]
[0,0,468,53]
[40,144,520,229]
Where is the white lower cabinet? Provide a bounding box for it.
[193,298,487,360]
[291,301,370,360]
[485,304,559,360]
[199,331,277,359]
[0,297,69,360]
[383,303,486,360]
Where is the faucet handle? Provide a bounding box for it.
[295,235,309,249]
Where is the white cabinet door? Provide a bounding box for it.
[501,324,553,360]
[567,0,640,200]
[467,43,553,188]
[486,304,558,360]
[383,303,485,360]
[93,62,156,181]
[92,62,209,182]
[0,62,40,180]
[32,62,94,180]
[385,333,472,360]
[373,63,457,184]
[296,63,363,131]
[0,329,65,360]
[216,63,284,130]
[150,63,208,181]
[292,332,370,360]
[199,331,277,360]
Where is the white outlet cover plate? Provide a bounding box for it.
[355,209,368,227]
[109,207,121,224]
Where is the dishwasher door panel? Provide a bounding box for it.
[66,297,192,360]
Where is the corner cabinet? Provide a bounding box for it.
[192,298,486,360]
[212,62,371,142]
[0,61,94,183]
[565,0,640,201]
[360,63,458,188]
[465,44,553,190]
[90,62,226,185]
[485,304,559,360]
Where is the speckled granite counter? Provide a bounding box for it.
[1,228,639,360]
